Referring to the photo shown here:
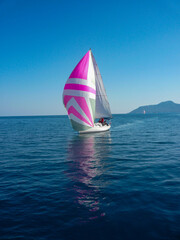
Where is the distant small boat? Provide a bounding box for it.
[63,49,112,133]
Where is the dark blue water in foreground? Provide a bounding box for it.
[0,114,180,240]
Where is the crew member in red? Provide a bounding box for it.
[98,118,104,124]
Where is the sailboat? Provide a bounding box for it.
[63,49,112,133]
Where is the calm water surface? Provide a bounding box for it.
[0,114,180,240]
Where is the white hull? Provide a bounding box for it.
[79,123,111,134]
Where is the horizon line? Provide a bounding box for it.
[0,113,127,118]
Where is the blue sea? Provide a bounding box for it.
[0,114,180,240]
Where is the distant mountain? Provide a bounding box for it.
[129,101,180,114]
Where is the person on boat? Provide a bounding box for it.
[104,120,108,126]
[98,118,104,124]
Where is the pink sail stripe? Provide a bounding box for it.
[74,96,94,126]
[68,106,92,126]
[64,84,96,94]
[63,95,73,107]
[69,51,89,80]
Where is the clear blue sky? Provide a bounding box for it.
[0,0,180,116]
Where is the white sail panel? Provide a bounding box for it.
[92,54,112,119]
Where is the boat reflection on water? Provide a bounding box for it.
[66,132,112,222]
